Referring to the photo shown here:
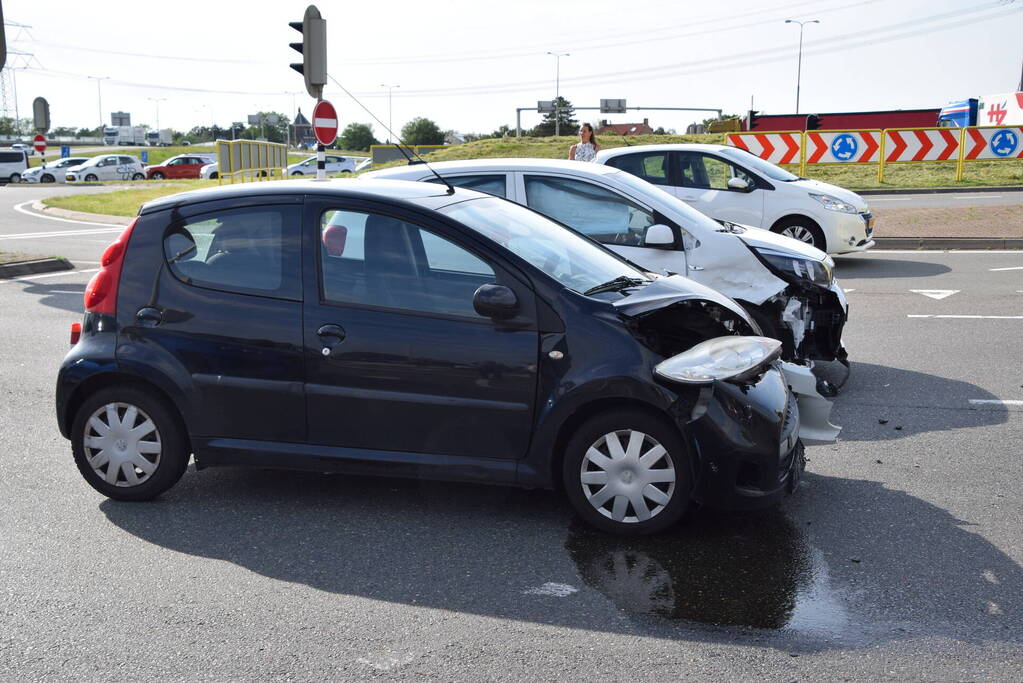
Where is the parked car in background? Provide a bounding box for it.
[11,143,33,156]
[146,154,216,180]
[65,155,146,182]
[594,144,874,254]
[56,179,804,535]
[0,149,29,183]
[20,157,91,183]
[363,160,849,381]
[198,162,218,180]
[287,154,357,175]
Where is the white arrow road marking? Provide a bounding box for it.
[909,314,1023,319]
[910,289,960,300]
[990,266,1023,271]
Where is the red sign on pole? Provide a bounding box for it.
[312,100,338,146]
[33,134,46,154]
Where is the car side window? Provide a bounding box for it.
[100,157,116,166]
[320,209,495,319]
[163,205,302,300]
[426,174,507,198]
[678,153,754,191]
[523,174,656,246]
[605,152,670,186]
[119,156,135,166]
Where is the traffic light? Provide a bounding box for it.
[289,5,326,100]
[746,110,760,130]
[806,114,822,130]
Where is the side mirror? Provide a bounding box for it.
[473,284,518,319]
[727,177,753,192]
[643,224,675,248]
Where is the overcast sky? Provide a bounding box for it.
[4,0,1022,137]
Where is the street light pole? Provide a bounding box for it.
[546,51,569,136]
[380,84,399,143]
[784,19,819,114]
[147,97,166,130]
[88,76,110,133]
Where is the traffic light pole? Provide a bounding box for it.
[317,142,325,181]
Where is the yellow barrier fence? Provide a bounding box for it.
[216,139,289,184]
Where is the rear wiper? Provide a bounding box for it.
[583,275,648,296]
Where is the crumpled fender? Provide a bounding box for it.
[613,274,754,324]
[687,230,789,306]
[779,361,841,444]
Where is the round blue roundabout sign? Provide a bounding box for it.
[831,133,858,162]
[990,130,1019,158]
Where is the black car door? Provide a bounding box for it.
[302,197,539,460]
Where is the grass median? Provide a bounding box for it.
[42,181,218,217]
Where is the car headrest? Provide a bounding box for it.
[323,224,348,257]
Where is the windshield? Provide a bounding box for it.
[719,147,800,181]
[439,197,648,296]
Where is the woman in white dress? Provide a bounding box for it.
[568,123,600,162]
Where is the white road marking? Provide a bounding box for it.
[869,197,913,201]
[12,200,128,228]
[2,268,99,283]
[523,582,578,597]
[990,266,1023,271]
[969,399,1023,406]
[843,250,1023,255]
[910,289,960,300]
[953,194,1003,199]
[843,288,855,292]
[908,314,1023,319]
[46,290,83,294]
[0,227,123,241]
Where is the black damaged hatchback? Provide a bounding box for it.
[56,179,803,535]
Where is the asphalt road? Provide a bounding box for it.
[1,189,1021,680]
[866,190,1023,209]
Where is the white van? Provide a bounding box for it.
[594,144,874,254]
[0,149,29,183]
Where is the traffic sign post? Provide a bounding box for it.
[312,99,338,181]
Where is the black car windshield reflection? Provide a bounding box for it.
[439,197,649,296]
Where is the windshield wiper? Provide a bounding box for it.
[583,275,648,296]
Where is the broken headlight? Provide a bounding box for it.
[809,193,858,214]
[654,336,782,384]
[755,248,833,288]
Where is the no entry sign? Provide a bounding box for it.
[312,100,338,146]
[33,134,46,154]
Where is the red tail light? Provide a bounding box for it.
[84,217,138,315]
[69,322,81,345]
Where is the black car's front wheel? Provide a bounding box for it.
[71,386,190,501]
[563,409,692,535]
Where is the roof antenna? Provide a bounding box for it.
[326,73,456,195]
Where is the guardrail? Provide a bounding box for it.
[726,125,1022,182]
[215,139,289,184]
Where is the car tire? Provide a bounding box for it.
[209,172,218,179]
[40,173,55,183]
[71,386,190,501]
[291,171,303,176]
[9,173,20,183]
[132,173,145,181]
[151,172,164,180]
[84,174,98,182]
[772,217,826,251]
[562,408,692,535]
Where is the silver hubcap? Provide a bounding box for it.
[782,225,816,245]
[580,430,676,523]
[83,402,162,487]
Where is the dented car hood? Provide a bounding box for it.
[730,224,829,262]
[612,274,753,323]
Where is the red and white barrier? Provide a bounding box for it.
[725,132,801,165]
[961,126,1023,160]
[883,129,960,163]
[804,130,881,164]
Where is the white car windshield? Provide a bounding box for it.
[439,197,649,296]
[718,147,800,181]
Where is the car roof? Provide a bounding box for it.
[594,143,732,160]
[139,177,482,215]
[363,157,623,179]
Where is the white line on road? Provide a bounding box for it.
[46,290,83,294]
[845,250,1023,255]
[953,194,1003,199]
[0,227,122,241]
[989,266,1023,271]
[868,197,913,201]
[1,268,99,283]
[969,399,1023,406]
[12,201,128,228]
[908,314,1023,319]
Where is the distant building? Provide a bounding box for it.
[596,118,654,136]
[292,109,314,146]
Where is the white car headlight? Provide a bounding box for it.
[654,336,782,384]
[809,193,857,214]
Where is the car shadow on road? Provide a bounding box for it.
[99,466,1022,653]
[17,281,85,314]
[832,256,951,279]
[823,361,1009,442]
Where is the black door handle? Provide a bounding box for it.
[316,324,346,342]
[135,307,163,327]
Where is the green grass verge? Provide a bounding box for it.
[42,181,217,217]
[28,145,367,168]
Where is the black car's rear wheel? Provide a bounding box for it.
[71,386,189,501]
[563,409,692,535]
